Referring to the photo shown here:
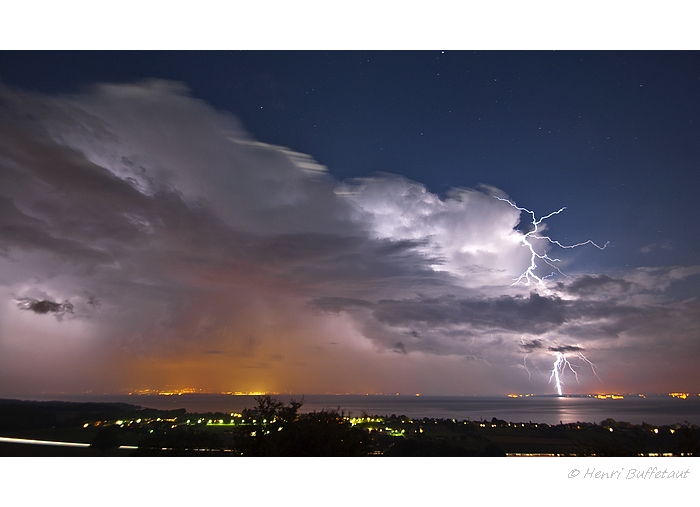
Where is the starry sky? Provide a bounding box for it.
[1,50,699,396]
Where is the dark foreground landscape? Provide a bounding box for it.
[1,397,698,457]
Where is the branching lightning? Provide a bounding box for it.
[549,352,579,396]
[520,337,546,382]
[520,340,602,396]
[576,352,602,383]
[546,347,602,396]
[523,355,532,381]
[502,198,608,395]
[494,196,608,291]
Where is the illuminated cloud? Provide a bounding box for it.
[336,176,531,287]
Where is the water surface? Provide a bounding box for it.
[19,393,700,425]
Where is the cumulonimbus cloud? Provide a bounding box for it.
[1,80,700,395]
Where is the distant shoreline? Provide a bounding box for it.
[3,393,700,426]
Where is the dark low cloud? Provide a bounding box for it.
[375,292,567,333]
[520,339,544,352]
[548,345,584,353]
[317,292,570,336]
[15,298,74,315]
[557,274,633,296]
[393,341,407,354]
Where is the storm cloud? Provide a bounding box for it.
[556,275,633,297]
[1,80,700,396]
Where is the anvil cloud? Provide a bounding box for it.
[1,81,699,396]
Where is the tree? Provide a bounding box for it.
[244,395,304,425]
[236,397,370,456]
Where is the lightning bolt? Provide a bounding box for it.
[576,352,603,383]
[522,354,532,381]
[549,353,573,396]
[495,197,608,291]
[549,353,564,396]
[498,198,607,395]
[548,351,602,396]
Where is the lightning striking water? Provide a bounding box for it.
[500,198,608,395]
[549,352,580,396]
[546,349,602,396]
[495,197,608,291]
[550,354,564,395]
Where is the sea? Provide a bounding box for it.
[16,393,700,426]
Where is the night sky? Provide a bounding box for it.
[1,50,699,396]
